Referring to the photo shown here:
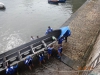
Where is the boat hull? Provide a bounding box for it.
[0,29,61,72]
[48,1,59,4]
[0,2,5,9]
[0,26,70,73]
[48,0,66,4]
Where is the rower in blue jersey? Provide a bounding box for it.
[57,37,64,45]
[6,63,18,75]
[47,45,53,59]
[39,53,45,66]
[45,26,53,35]
[24,56,34,71]
[59,26,71,43]
[57,45,63,59]
[63,29,71,42]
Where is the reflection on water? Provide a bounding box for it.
[0,0,86,53]
[70,0,86,12]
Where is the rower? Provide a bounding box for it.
[57,45,63,59]
[30,36,35,41]
[63,29,71,42]
[57,37,64,45]
[47,45,53,59]
[6,63,18,75]
[24,56,34,71]
[38,53,45,66]
[37,36,39,39]
[45,26,53,35]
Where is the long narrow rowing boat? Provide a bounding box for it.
[0,26,70,72]
[0,29,61,72]
[48,0,66,4]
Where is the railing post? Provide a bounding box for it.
[42,40,47,47]
[30,45,34,54]
[17,51,21,61]
[3,56,6,68]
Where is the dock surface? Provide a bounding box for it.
[61,0,100,69]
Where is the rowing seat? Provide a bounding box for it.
[6,52,19,65]
[20,46,33,59]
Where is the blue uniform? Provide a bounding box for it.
[45,28,53,35]
[39,54,44,61]
[25,56,33,66]
[58,37,64,44]
[6,64,18,75]
[47,47,53,54]
[58,47,62,53]
[64,29,71,37]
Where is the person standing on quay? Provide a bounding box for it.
[57,45,63,59]
[38,53,45,66]
[47,45,53,59]
[24,56,34,71]
[6,63,18,75]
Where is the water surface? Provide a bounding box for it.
[0,0,86,53]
